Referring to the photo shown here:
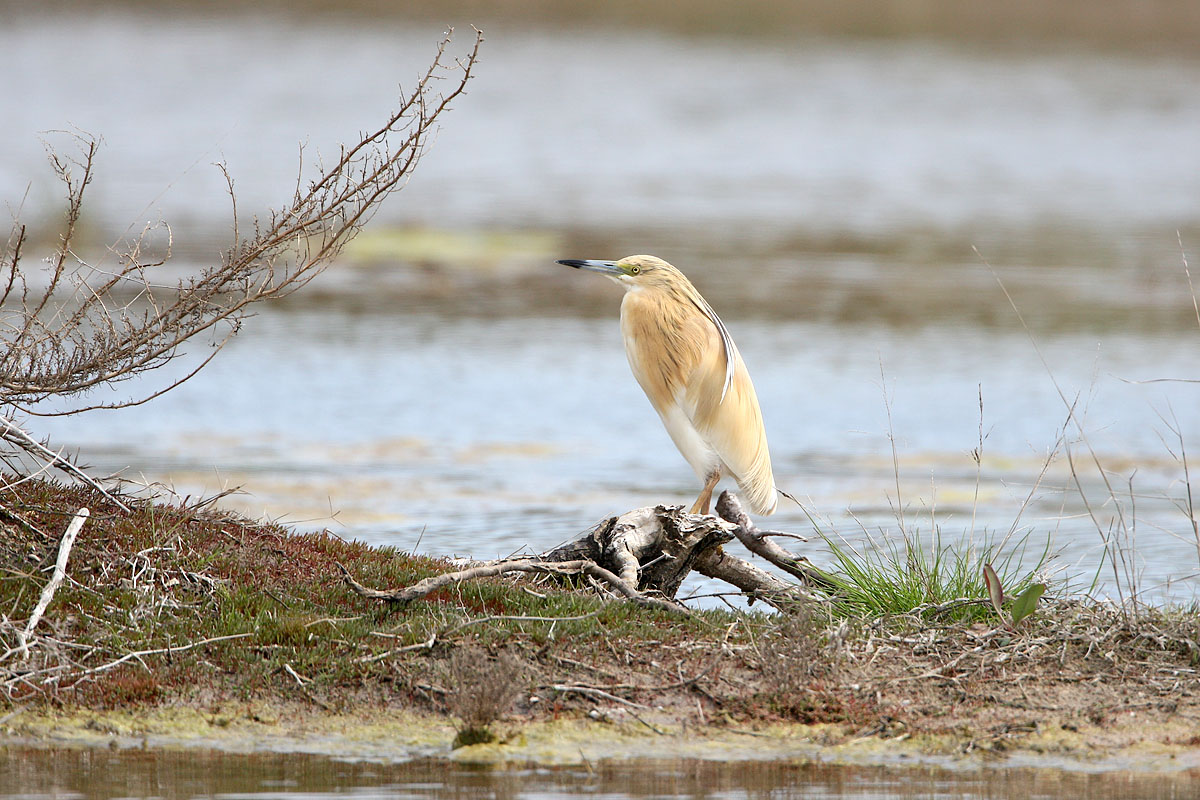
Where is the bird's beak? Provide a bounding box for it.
[556,259,622,275]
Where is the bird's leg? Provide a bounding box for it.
[690,468,722,516]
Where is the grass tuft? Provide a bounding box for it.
[815,525,1056,624]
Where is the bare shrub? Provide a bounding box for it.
[1,28,482,479]
[446,646,527,746]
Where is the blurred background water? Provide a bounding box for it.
[2,1,1199,608]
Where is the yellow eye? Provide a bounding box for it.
[630,265,641,275]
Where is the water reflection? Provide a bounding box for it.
[0,747,1196,799]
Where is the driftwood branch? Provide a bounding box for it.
[342,492,832,615]
[339,558,690,615]
[542,504,738,598]
[0,419,131,513]
[715,491,836,592]
[692,546,803,607]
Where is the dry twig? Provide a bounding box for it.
[4,507,89,663]
[338,559,690,615]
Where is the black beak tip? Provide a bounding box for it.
[556,259,585,269]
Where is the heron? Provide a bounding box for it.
[557,254,777,516]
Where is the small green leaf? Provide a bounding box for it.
[983,563,1004,620]
[1009,583,1046,626]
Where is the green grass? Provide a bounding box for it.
[813,525,1055,624]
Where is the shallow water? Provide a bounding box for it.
[0,746,1196,800]
[27,303,1200,605]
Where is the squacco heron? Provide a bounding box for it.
[557,254,777,516]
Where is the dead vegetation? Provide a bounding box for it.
[446,646,528,747]
[0,29,490,708]
[342,492,832,621]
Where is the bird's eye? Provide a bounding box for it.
[630,266,641,275]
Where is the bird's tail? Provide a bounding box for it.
[734,462,777,516]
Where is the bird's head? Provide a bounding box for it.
[556,254,683,291]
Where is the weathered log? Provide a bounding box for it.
[691,546,801,606]
[542,504,737,599]
[542,500,821,604]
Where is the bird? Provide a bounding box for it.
[556,254,777,516]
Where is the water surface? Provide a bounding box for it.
[1,746,1196,799]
